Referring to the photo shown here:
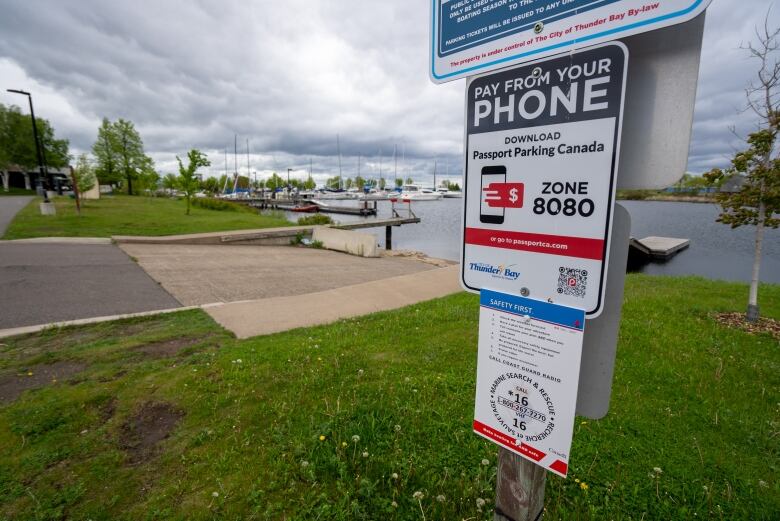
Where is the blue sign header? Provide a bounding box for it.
[480,288,585,330]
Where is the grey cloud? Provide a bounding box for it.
[0,0,776,183]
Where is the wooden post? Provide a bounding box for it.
[494,448,546,521]
[385,225,392,250]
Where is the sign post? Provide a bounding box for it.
[429,0,712,518]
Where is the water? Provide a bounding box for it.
[282,199,780,284]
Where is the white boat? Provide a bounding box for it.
[437,187,463,198]
[390,184,443,201]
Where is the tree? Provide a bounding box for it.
[72,153,96,199]
[92,118,152,194]
[395,178,403,188]
[0,103,70,191]
[265,172,285,191]
[303,175,316,190]
[176,149,210,215]
[202,176,220,194]
[162,173,178,192]
[344,177,354,190]
[704,19,780,322]
[113,119,150,195]
[92,118,120,185]
[405,176,414,185]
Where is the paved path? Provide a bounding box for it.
[0,196,33,236]
[118,244,445,306]
[205,265,462,338]
[0,243,181,329]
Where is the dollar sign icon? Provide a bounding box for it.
[509,187,519,203]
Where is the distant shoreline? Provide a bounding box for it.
[616,192,718,204]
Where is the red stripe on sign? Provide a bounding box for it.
[464,227,604,260]
[473,420,517,450]
[518,443,546,462]
[549,459,568,476]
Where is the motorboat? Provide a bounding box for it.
[390,184,443,201]
[437,187,463,198]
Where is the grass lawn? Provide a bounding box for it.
[0,187,35,196]
[1,195,291,239]
[0,275,778,520]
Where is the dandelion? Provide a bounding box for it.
[27,372,33,376]
[392,473,399,480]
[236,359,242,364]
[580,482,589,491]
[352,435,360,443]
[436,494,446,503]
[481,458,490,466]
[362,451,369,458]
[405,377,410,382]
[581,420,588,425]
[317,357,322,361]
[413,491,424,500]
[319,435,326,441]
[574,478,580,483]
[212,491,219,498]
[391,501,398,508]
[759,480,768,488]
[358,369,364,376]
[394,424,401,432]
[342,441,348,447]
[314,344,319,348]
[476,497,486,508]
[653,467,663,474]
[301,460,309,468]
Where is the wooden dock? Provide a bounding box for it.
[629,236,690,260]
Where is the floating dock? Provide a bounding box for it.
[629,236,690,260]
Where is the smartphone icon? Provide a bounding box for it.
[480,166,506,224]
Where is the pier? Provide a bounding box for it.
[629,236,690,260]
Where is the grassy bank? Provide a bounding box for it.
[0,275,778,519]
[616,189,716,203]
[2,195,291,239]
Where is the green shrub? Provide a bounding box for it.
[192,197,241,212]
[297,214,333,225]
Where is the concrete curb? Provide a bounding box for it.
[0,306,198,339]
[2,237,112,245]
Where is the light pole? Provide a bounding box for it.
[6,89,49,202]
[287,168,292,186]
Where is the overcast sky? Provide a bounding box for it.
[0,0,777,185]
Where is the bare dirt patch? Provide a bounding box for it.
[133,336,207,358]
[715,312,780,340]
[119,401,184,465]
[0,361,87,403]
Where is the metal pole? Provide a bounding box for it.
[7,89,49,202]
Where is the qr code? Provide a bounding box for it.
[557,267,588,298]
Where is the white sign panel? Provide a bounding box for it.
[474,289,585,477]
[461,42,627,317]
[430,0,711,82]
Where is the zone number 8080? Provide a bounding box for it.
[532,197,595,217]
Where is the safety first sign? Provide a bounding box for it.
[460,42,627,317]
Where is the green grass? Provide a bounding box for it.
[0,275,778,520]
[0,187,35,196]
[1,195,291,239]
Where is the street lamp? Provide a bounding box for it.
[287,168,292,185]
[6,89,50,202]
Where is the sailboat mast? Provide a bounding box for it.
[394,144,397,185]
[337,134,343,188]
[246,139,250,189]
[233,134,239,192]
[223,148,229,193]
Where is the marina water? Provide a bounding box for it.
[284,199,780,284]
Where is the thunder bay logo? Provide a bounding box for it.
[469,262,520,280]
